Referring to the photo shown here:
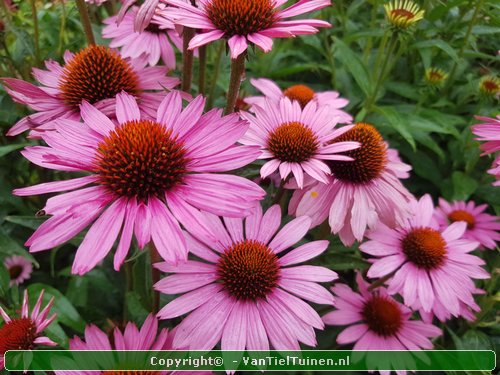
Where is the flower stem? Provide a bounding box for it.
[207,41,224,108]
[29,0,40,66]
[149,243,161,313]
[181,27,195,93]
[367,269,397,291]
[198,45,207,95]
[362,33,398,116]
[75,0,96,46]
[225,51,246,115]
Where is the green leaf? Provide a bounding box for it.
[412,39,460,64]
[0,264,10,297]
[451,171,478,200]
[373,106,416,150]
[5,215,45,230]
[0,227,39,266]
[0,144,29,158]
[27,283,85,333]
[125,291,149,324]
[333,37,372,97]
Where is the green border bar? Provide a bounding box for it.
[4,350,495,372]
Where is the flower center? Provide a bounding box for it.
[448,210,475,229]
[217,240,280,300]
[8,265,23,280]
[267,121,319,163]
[95,120,188,202]
[59,45,139,107]
[328,123,386,184]
[283,85,315,109]
[402,228,447,270]
[391,8,415,20]
[0,318,37,354]
[480,77,500,94]
[206,0,277,37]
[362,295,402,337]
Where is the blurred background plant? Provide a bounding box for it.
[0,0,498,373]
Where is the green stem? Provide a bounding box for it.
[363,0,380,63]
[75,0,96,45]
[149,243,161,313]
[29,0,40,66]
[363,33,398,116]
[225,51,246,115]
[57,0,67,57]
[198,45,207,95]
[123,261,133,324]
[272,180,286,205]
[181,27,195,93]
[445,0,484,91]
[367,269,397,291]
[207,41,224,108]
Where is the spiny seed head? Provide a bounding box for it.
[328,123,387,184]
[384,0,424,29]
[95,120,188,202]
[425,67,448,86]
[362,295,402,337]
[0,318,37,354]
[267,121,319,163]
[207,0,277,37]
[448,210,475,230]
[59,45,139,107]
[217,240,280,300]
[479,75,500,97]
[402,227,447,270]
[283,85,316,109]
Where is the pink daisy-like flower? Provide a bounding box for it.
[472,115,500,186]
[488,156,500,186]
[14,91,264,275]
[155,204,337,351]
[323,273,442,375]
[360,194,490,319]
[323,273,442,350]
[245,78,353,124]
[156,0,331,58]
[239,97,360,189]
[2,45,179,136]
[434,198,500,250]
[55,315,211,375]
[289,123,414,246]
[0,290,57,369]
[103,6,182,69]
[3,255,33,286]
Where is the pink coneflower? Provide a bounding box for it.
[245,78,353,124]
[3,45,179,136]
[155,204,337,350]
[14,91,264,275]
[360,195,490,319]
[289,123,413,246]
[239,97,360,188]
[3,255,33,286]
[157,0,331,58]
[0,290,57,369]
[103,6,182,69]
[55,314,169,375]
[323,273,442,352]
[435,198,500,250]
[472,115,500,186]
[488,156,500,186]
